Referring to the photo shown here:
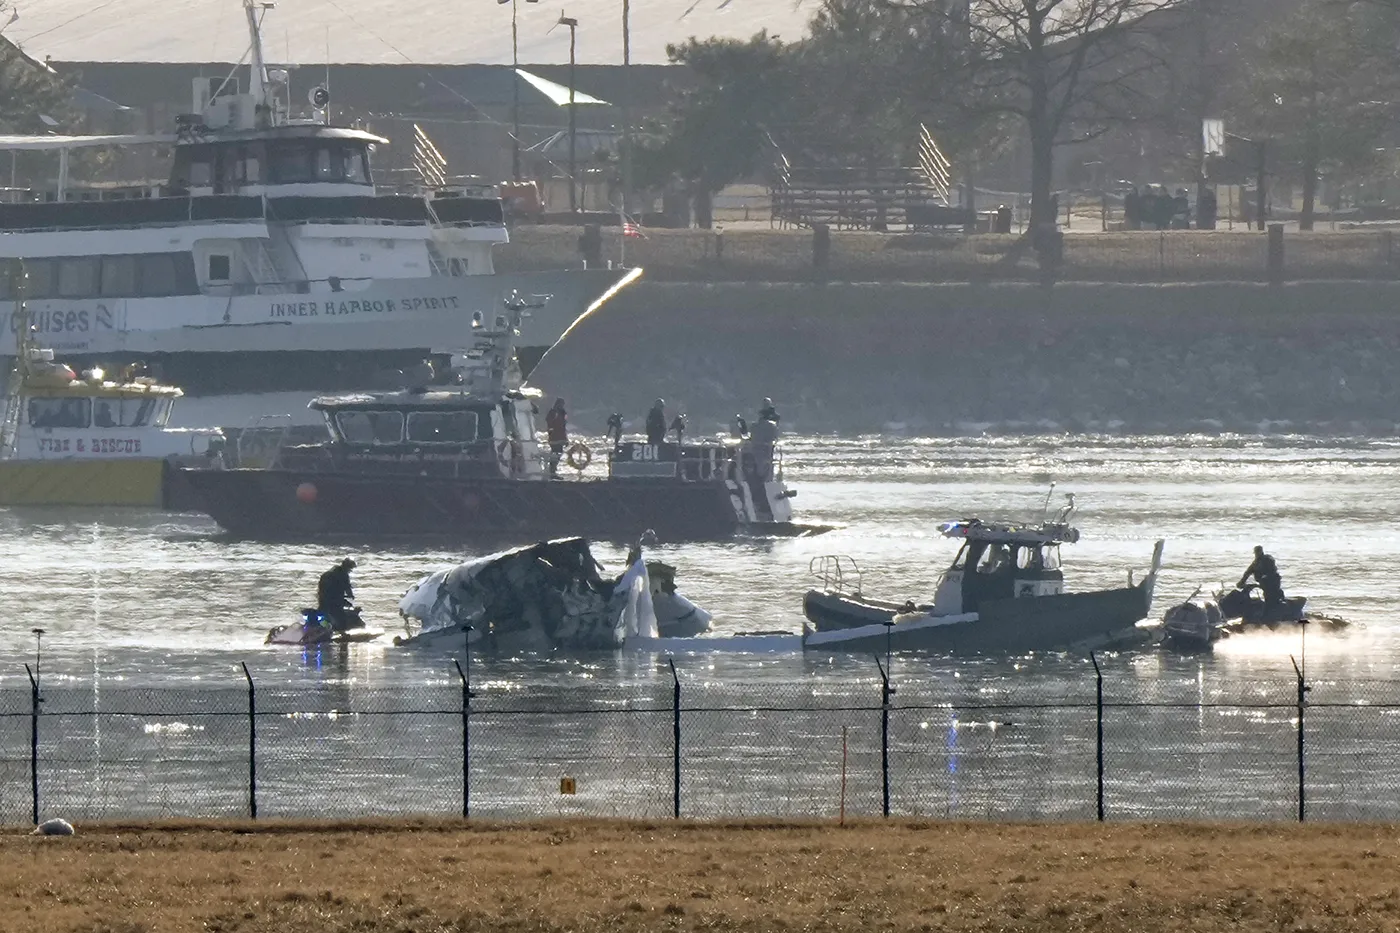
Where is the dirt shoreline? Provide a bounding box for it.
[5,819,1398,932]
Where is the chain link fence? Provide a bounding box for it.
[5,658,1400,824]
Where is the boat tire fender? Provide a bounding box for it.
[566,442,592,471]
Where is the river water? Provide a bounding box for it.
[1,434,1399,822]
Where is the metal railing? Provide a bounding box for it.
[4,655,1399,824]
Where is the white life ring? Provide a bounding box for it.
[566,442,592,471]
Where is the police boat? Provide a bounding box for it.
[802,494,1165,655]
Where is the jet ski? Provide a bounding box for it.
[266,608,383,646]
[1214,584,1351,635]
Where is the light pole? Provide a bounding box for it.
[501,0,539,182]
[559,13,579,213]
[621,0,632,217]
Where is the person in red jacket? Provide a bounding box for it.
[545,398,568,477]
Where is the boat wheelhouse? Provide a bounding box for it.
[0,0,635,414]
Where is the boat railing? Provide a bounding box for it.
[809,555,863,596]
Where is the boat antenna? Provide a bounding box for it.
[1039,482,1056,526]
[325,27,331,127]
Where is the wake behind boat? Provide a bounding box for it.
[0,0,635,420]
[803,494,1163,654]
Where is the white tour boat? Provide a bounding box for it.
[0,0,637,427]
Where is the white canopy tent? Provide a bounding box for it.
[514,68,610,107]
[0,133,174,201]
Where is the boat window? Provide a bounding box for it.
[138,254,179,297]
[344,147,370,184]
[1043,545,1061,571]
[189,159,213,188]
[24,260,55,299]
[100,256,138,297]
[154,398,174,428]
[208,255,231,282]
[57,258,99,298]
[98,397,156,428]
[975,544,1012,575]
[336,410,404,444]
[950,543,968,570]
[269,144,313,184]
[28,397,90,429]
[243,156,262,183]
[315,147,335,181]
[407,411,477,444]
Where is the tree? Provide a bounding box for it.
[0,33,76,134]
[1233,0,1394,229]
[649,32,792,226]
[890,0,1194,230]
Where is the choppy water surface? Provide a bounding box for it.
[0,433,1397,684]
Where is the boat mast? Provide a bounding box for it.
[243,0,273,128]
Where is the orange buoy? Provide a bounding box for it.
[295,482,318,504]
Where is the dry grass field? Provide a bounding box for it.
[5,819,1400,933]
[496,224,1399,283]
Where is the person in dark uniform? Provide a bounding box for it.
[1239,546,1285,607]
[317,558,360,631]
[605,412,624,449]
[670,413,687,445]
[758,397,779,425]
[731,414,749,439]
[645,399,667,446]
[545,398,568,477]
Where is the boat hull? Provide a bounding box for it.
[0,267,636,404]
[802,584,1155,655]
[179,467,758,541]
[0,458,206,509]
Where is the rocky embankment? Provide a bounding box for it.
[530,281,1400,436]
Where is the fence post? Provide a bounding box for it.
[875,651,895,818]
[454,655,473,819]
[1090,652,1104,822]
[1291,654,1308,822]
[241,662,256,820]
[25,664,38,825]
[670,659,681,819]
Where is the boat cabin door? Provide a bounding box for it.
[959,540,1018,612]
[932,543,967,615]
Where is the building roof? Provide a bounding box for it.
[14,0,815,66]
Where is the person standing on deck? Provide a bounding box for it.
[545,398,568,478]
[646,399,667,446]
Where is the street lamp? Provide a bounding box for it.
[499,0,539,182]
[558,13,579,213]
[621,0,632,217]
